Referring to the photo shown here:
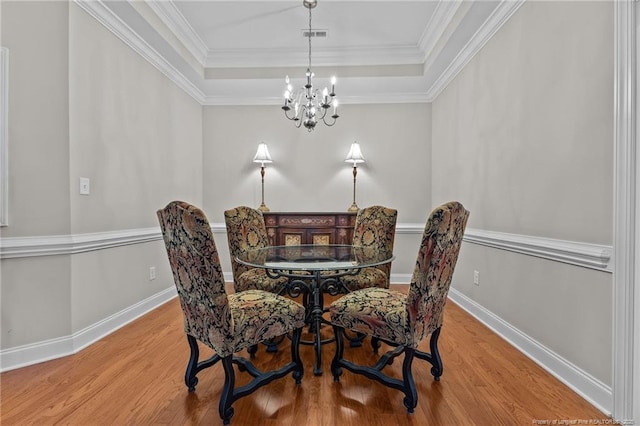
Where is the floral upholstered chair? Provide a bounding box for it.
[329,201,469,414]
[224,206,289,294]
[157,201,305,425]
[340,205,397,291]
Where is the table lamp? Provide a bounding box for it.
[345,142,365,212]
[253,142,273,212]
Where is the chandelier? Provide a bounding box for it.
[282,0,339,131]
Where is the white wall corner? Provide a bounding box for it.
[612,0,638,424]
[0,46,8,227]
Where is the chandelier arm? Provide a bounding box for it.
[322,114,338,127]
[283,109,299,121]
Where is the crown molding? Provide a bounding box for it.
[203,92,431,106]
[73,0,206,104]
[425,0,525,101]
[418,0,463,62]
[205,45,424,69]
[74,1,524,106]
[145,0,208,66]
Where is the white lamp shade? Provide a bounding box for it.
[253,142,273,164]
[345,142,365,164]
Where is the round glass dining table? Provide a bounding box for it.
[236,244,394,375]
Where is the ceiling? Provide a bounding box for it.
[91,0,523,105]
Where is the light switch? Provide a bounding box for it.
[79,177,90,195]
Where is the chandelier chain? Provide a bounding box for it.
[307,5,312,70]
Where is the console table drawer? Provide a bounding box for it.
[263,212,356,246]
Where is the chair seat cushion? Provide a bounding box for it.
[227,290,306,355]
[329,288,409,346]
[236,268,289,293]
[340,267,389,290]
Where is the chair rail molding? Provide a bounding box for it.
[463,228,613,273]
[1,224,613,275]
[0,228,162,259]
[0,223,226,259]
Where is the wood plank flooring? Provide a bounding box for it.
[1,285,607,425]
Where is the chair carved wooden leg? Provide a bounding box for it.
[290,326,304,384]
[220,355,236,425]
[331,325,419,413]
[331,325,345,381]
[401,347,417,413]
[247,344,258,359]
[371,336,381,353]
[185,334,200,391]
[415,326,443,380]
[185,335,221,392]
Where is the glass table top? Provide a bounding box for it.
[236,244,394,271]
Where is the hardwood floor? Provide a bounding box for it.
[1,285,606,425]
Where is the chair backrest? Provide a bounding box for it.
[406,201,469,346]
[352,205,398,280]
[157,201,232,352]
[224,206,270,285]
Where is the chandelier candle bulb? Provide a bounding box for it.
[331,76,336,95]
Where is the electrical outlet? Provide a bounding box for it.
[149,266,156,281]
[473,270,480,286]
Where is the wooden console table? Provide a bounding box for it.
[262,212,357,246]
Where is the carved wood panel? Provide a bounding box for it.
[263,212,356,246]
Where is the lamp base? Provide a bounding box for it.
[258,203,270,212]
[347,203,359,213]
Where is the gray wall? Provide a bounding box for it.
[202,103,432,277]
[0,1,203,347]
[1,1,73,347]
[432,1,614,385]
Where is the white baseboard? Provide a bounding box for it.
[0,275,616,418]
[448,287,613,416]
[390,273,411,284]
[0,286,177,372]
